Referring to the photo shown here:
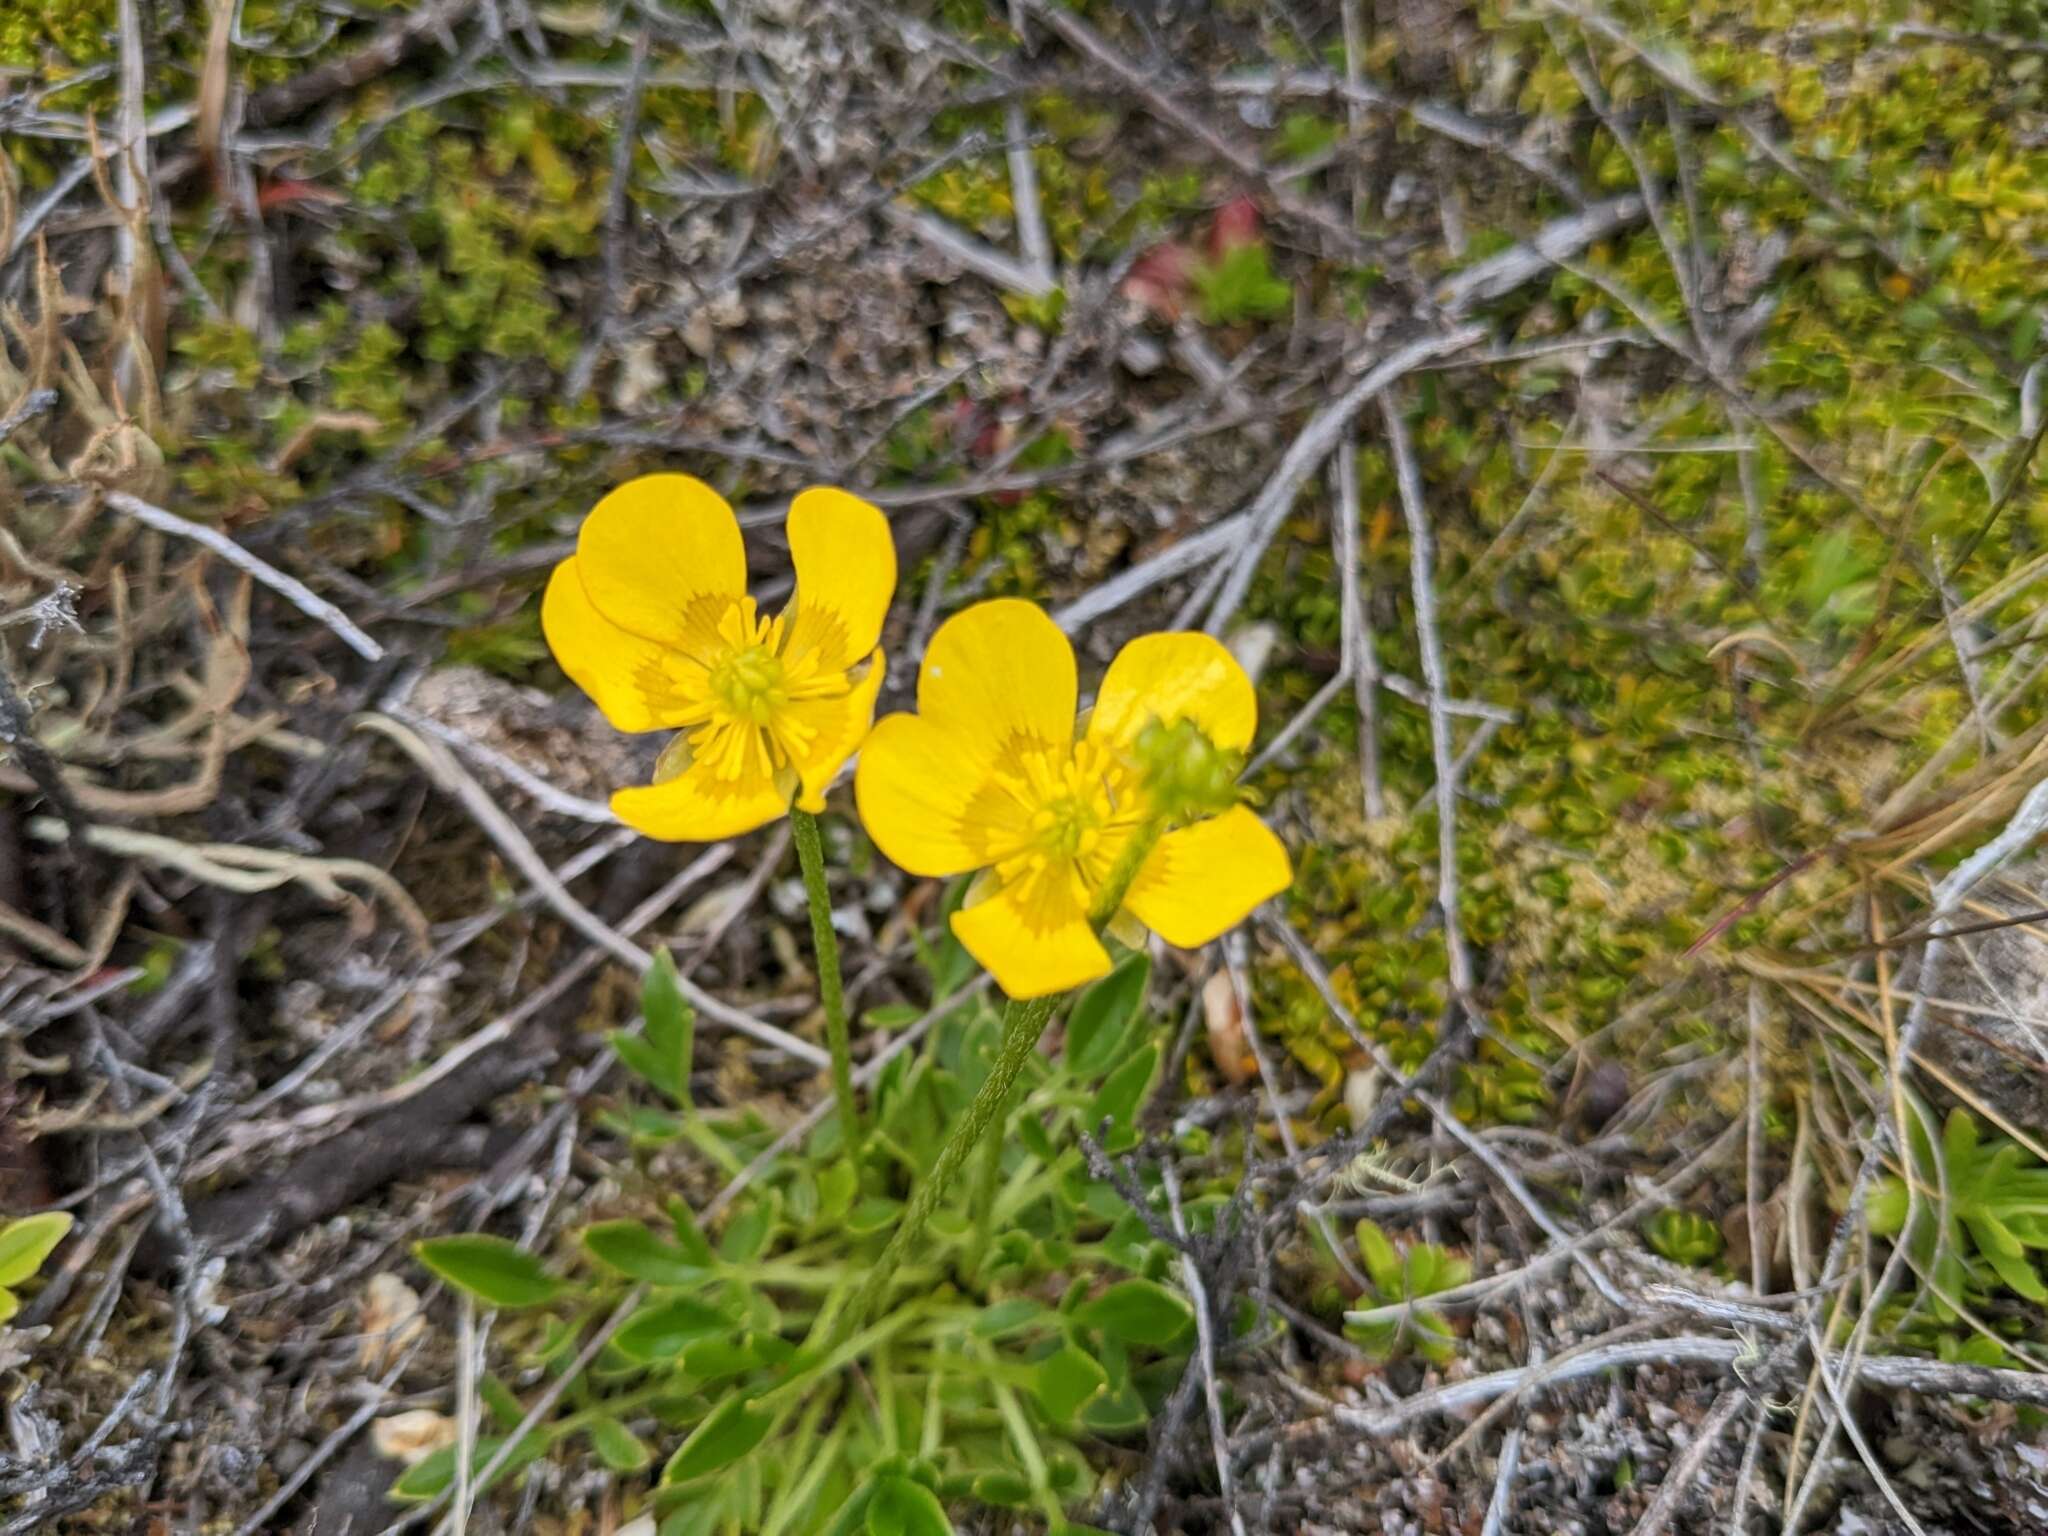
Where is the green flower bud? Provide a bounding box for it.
[1131,716,1245,822]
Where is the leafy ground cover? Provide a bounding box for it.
[3,0,2048,1531]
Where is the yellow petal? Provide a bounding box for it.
[1124,806,1292,949]
[785,487,897,671]
[854,709,1023,875]
[917,599,1076,766]
[792,648,888,813]
[576,474,747,651]
[611,757,791,842]
[951,871,1111,999]
[542,558,700,733]
[1087,631,1258,754]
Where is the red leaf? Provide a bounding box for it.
[258,178,347,213]
[1207,194,1263,259]
[1122,241,1195,321]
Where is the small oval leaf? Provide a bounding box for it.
[663,1394,771,1483]
[1073,1278,1193,1348]
[587,1414,651,1473]
[413,1235,565,1309]
[582,1220,709,1286]
[1032,1344,1108,1422]
[866,1474,955,1536]
[614,1295,730,1362]
[1066,953,1150,1077]
[0,1212,73,1289]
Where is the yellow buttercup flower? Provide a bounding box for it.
[543,474,896,841]
[855,599,1293,998]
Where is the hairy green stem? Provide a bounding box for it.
[848,992,1057,1329]
[791,808,861,1156]
[862,818,1168,1318]
[964,1079,1011,1280]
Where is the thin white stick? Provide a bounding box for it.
[1051,514,1249,634]
[1205,327,1487,633]
[1163,1161,1247,1536]
[452,1296,476,1536]
[388,706,617,823]
[1619,1388,1747,1536]
[355,712,829,1066]
[1005,101,1054,286]
[1333,439,1384,816]
[1380,391,1475,999]
[104,491,386,662]
[1479,1426,1523,1536]
[883,204,1055,298]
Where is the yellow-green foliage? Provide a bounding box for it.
[0,0,112,72]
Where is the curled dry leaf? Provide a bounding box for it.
[371,1409,457,1466]
[358,1271,426,1373]
[1203,969,1254,1085]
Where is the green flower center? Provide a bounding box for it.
[710,644,787,723]
[1031,793,1104,861]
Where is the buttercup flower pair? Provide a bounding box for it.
[543,475,1292,998]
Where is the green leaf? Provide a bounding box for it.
[846,1197,904,1237]
[1354,1220,1402,1297]
[645,949,694,1092]
[582,1220,710,1286]
[1074,1278,1193,1348]
[667,1200,717,1266]
[1405,1244,1473,1297]
[388,1433,544,1502]
[1087,1044,1157,1147]
[1965,1210,2026,1261]
[817,1483,880,1536]
[1943,1107,1979,1172]
[865,1475,955,1536]
[1411,1307,1459,1363]
[414,1235,565,1308]
[1080,1379,1151,1432]
[1191,243,1292,325]
[720,1194,778,1263]
[1067,954,1150,1077]
[1032,1345,1109,1422]
[971,1471,1033,1507]
[1980,1239,2048,1302]
[817,1159,858,1224]
[595,1104,687,1146]
[972,1298,1049,1338]
[388,1445,461,1503]
[664,1395,772,1483]
[614,1295,731,1362]
[610,1034,682,1106]
[614,948,694,1106]
[1866,1177,1910,1236]
[1344,1315,1400,1359]
[0,1289,17,1325]
[1017,1114,1056,1162]
[478,1375,526,1433]
[0,1212,73,1288]
[587,1414,652,1473]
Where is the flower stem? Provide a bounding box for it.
[866,817,1171,1312]
[847,990,1056,1328]
[790,807,861,1157]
